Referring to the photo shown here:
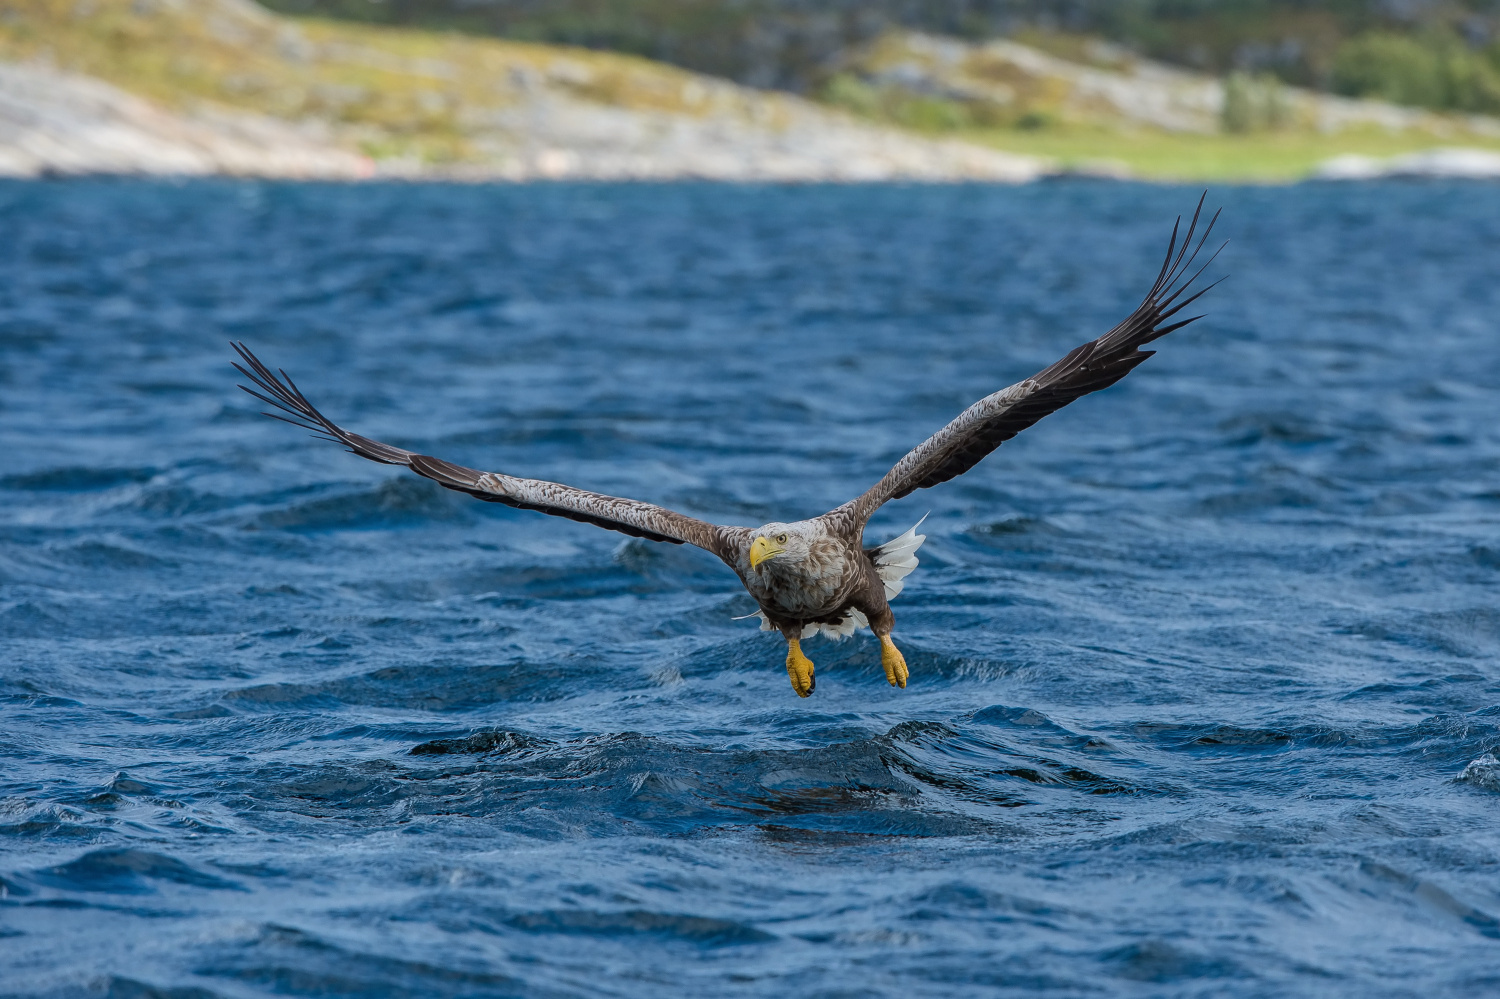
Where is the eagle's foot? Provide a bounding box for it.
[879,634,908,689]
[785,637,815,697]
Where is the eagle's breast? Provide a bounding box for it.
[743,535,855,620]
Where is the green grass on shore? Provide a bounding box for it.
[972,126,1500,181]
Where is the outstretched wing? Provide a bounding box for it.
[232,343,746,561]
[825,195,1223,535]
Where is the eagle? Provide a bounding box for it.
[234,199,1220,698]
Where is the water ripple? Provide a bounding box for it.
[1,180,1498,998]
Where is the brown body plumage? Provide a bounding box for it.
[233,199,1221,697]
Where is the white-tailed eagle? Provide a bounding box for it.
[234,199,1221,697]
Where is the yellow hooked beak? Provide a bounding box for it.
[749,535,784,569]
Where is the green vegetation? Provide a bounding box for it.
[258,0,1500,104]
[1221,72,1291,133]
[1332,30,1500,112]
[0,0,734,164]
[252,1,1500,132]
[259,0,851,90]
[818,82,1500,182]
[965,127,1500,183]
[820,73,1016,132]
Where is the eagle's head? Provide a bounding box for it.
[746,521,816,574]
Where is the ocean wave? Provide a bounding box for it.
[4,180,1499,997]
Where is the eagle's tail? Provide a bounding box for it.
[867,514,928,600]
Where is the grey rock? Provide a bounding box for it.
[0,61,371,178]
[0,52,1046,182]
[1316,148,1500,180]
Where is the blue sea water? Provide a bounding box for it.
[1,178,1498,998]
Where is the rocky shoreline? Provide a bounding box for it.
[0,57,1045,182]
[0,62,371,180]
[3,0,1498,184]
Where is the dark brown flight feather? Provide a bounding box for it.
[231,342,744,556]
[823,192,1223,536]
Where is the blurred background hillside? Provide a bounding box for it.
[2,0,1500,179]
[259,0,1500,110]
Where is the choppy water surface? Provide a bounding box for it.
[1,180,1498,997]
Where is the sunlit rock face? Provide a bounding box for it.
[0,54,1045,182]
[0,0,1045,181]
[0,62,372,179]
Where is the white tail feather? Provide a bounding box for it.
[741,607,869,640]
[870,514,927,600]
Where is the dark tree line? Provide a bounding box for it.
[257,0,1500,108]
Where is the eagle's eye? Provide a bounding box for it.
[776,533,788,544]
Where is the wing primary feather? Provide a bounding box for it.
[233,343,414,466]
[253,406,320,434]
[1162,206,1196,284]
[1150,275,1225,330]
[1176,240,1229,295]
[233,364,311,420]
[1154,215,1181,289]
[1156,198,1215,301]
[238,386,323,433]
[1149,316,1204,340]
[1155,236,1225,318]
[258,410,338,441]
[1155,194,1202,293]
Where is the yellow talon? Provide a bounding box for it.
[785,637,815,697]
[879,634,908,689]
